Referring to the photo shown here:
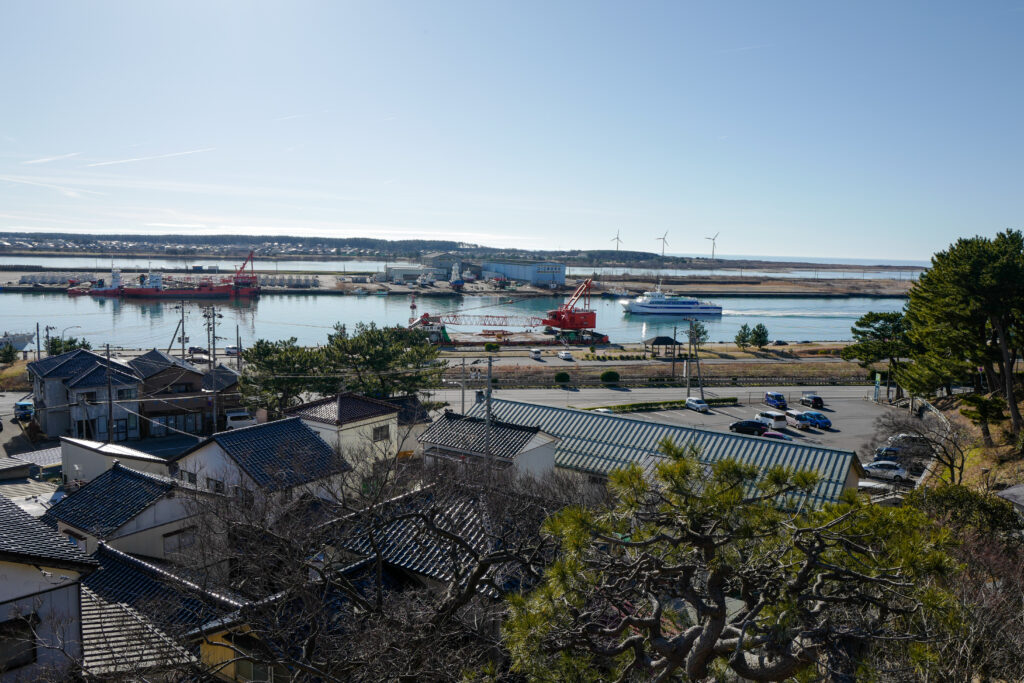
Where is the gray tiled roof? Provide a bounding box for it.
[202,363,239,391]
[199,418,349,491]
[129,349,201,379]
[27,348,100,378]
[0,493,97,570]
[0,457,32,476]
[85,544,242,629]
[287,392,399,426]
[81,586,197,675]
[465,399,860,508]
[43,464,175,537]
[339,489,490,584]
[8,446,62,468]
[419,412,541,460]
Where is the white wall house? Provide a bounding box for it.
[286,393,400,475]
[43,463,196,561]
[60,437,171,485]
[170,417,351,503]
[0,495,97,680]
[418,412,559,478]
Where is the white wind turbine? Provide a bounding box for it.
[611,230,623,251]
[706,231,720,260]
[656,231,669,259]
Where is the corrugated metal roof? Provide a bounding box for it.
[466,400,857,508]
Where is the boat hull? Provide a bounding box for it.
[87,286,260,299]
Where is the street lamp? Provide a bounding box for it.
[61,325,81,342]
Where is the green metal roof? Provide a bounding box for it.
[465,399,860,508]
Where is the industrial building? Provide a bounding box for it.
[481,261,565,287]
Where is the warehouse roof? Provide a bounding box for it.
[465,399,861,508]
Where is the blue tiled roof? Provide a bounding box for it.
[129,349,201,379]
[27,348,99,378]
[43,464,175,537]
[203,418,349,491]
[66,362,140,389]
[85,544,242,629]
[0,493,97,570]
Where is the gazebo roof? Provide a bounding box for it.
[643,336,683,346]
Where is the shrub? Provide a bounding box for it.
[554,371,571,384]
[589,345,596,353]
[600,370,620,385]
[483,342,500,353]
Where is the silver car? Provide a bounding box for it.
[863,460,909,482]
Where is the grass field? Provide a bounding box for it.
[0,360,30,392]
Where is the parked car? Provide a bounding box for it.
[761,430,793,441]
[754,411,787,430]
[730,420,768,435]
[764,391,787,410]
[188,346,209,355]
[685,397,710,413]
[886,433,933,457]
[224,410,257,430]
[873,447,903,462]
[785,409,812,430]
[224,345,240,357]
[802,411,831,429]
[13,400,34,420]
[772,340,789,346]
[799,392,824,409]
[863,460,909,482]
[557,351,574,361]
[529,348,543,360]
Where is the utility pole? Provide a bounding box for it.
[105,344,113,443]
[236,324,242,371]
[35,323,40,361]
[484,356,493,463]
[691,320,705,400]
[461,357,466,414]
[685,323,692,398]
[671,325,677,379]
[180,300,186,358]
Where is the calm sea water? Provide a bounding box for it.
[0,291,905,349]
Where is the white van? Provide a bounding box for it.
[557,350,574,361]
[685,397,710,413]
[224,410,258,430]
[754,411,787,430]
[530,348,543,360]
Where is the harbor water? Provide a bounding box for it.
[0,291,905,350]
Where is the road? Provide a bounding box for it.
[431,384,887,459]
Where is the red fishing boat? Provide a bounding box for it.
[70,251,261,299]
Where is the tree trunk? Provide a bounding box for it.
[979,420,993,448]
[984,360,998,394]
[992,318,1022,436]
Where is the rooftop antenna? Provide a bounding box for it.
[611,230,623,252]
[705,231,720,260]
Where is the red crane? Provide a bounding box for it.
[232,250,259,288]
[540,278,595,330]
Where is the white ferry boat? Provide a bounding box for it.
[622,289,722,315]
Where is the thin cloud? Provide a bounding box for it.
[0,175,103,198]
[85,147,215,168]
[273,113,309,122]
[23,152,80,165]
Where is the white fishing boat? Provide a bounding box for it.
[622,288,722,315]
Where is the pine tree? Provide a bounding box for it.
[734,323,752,351]
[750,322,770,349]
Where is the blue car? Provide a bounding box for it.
[802,411,831,429]
[13,400,34,420]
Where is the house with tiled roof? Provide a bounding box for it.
[418,411,559,477]
[129,349,209,438]
[170,418,350,502]
[28,348,143,441]
[0,494,97,678]
[43,462,197,561]
[60,436,171,485]
[286,392,400,471]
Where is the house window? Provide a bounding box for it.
[80,392,97,403]
[0,616,38,671]
[168,383,190,394]
[372,425,390,442]
[184,413,196,433]
[66,532,86,551]
[117,388,137,400]
[180,471,197,485]
[206,477,224,494]
[151,417,167,437]
[162,526,196,555]
[128,415,138,432]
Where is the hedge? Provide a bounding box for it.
[585,396,739,414]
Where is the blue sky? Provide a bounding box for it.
[1,1,1021,260]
